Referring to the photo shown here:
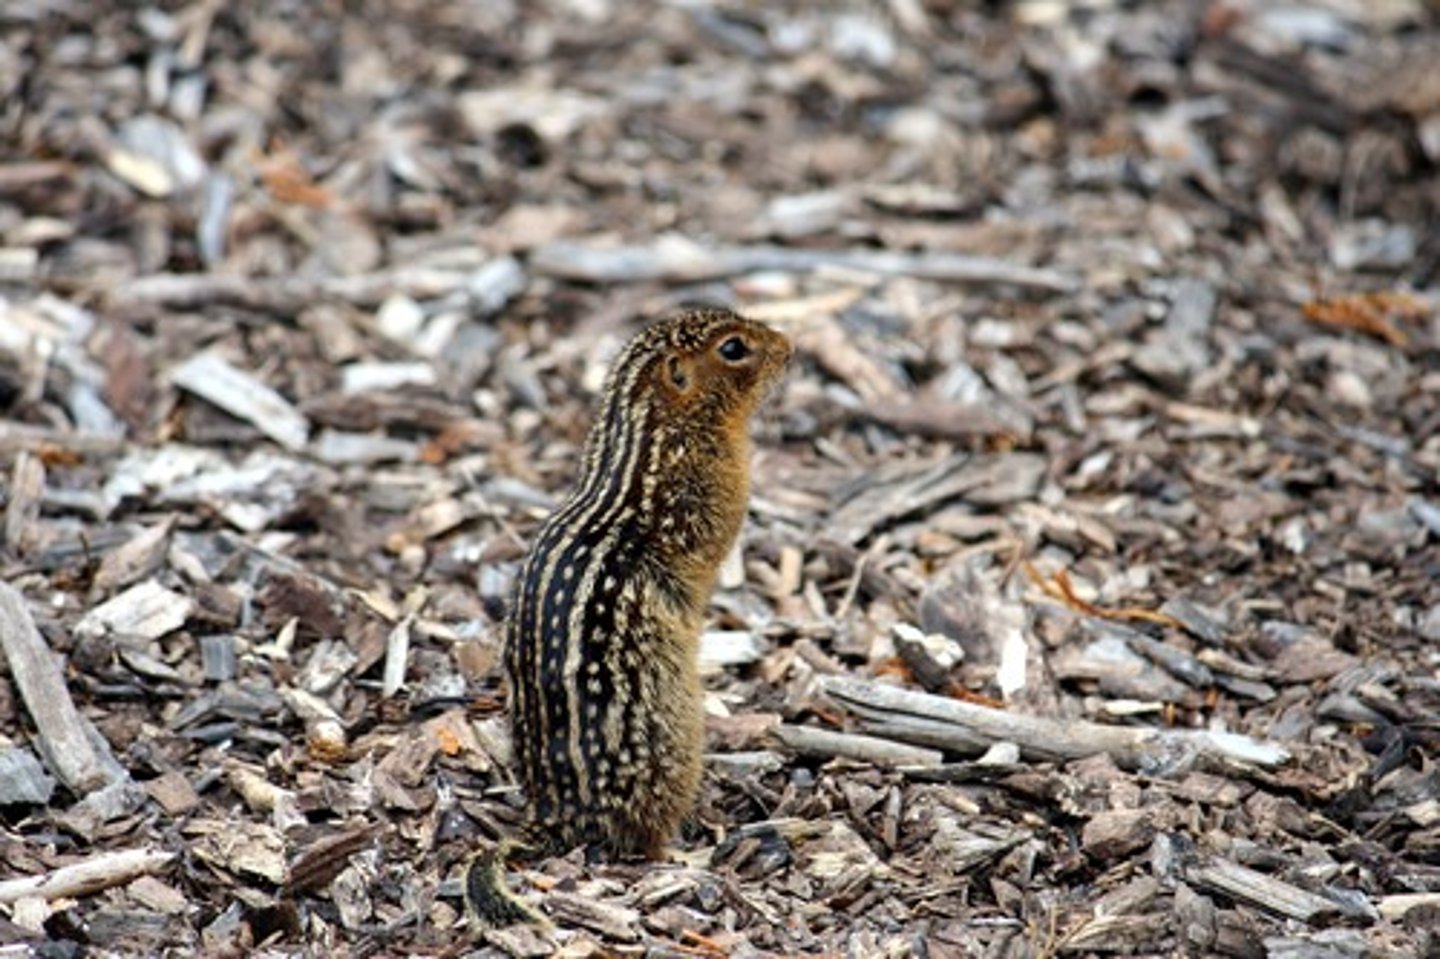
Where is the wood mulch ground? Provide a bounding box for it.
[1,1,1438,956]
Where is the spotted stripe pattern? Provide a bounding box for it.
[503,309,791,857]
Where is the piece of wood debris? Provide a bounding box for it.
[0,747,56,805]
[0,847,175,905]
[530,236,1079,293]
[75,580,193,641]
[699,630,768,672]
[1059,913,1173,952]
[383,613,413,697]
[0,421,126,458]
[3,451,45,556]
[1184,857,1341,923]
[862,397,1034,441]
[144,770,201,817]
[58,781,148,840]
[820,675,1291,771]
[340,362,437,394]
[171,351,310,451]
[829,453,1047,545]
[706,750,787,777]
[311,428,420,465]
[191,821,288,884]
[542,891,641,942]
[285,826,383,896]
[772,724,943,767]
[892,623,963,692]
[0,583,127,793]
[1131,277,1217,386]
[1376,892,1440,921]
[90,521,173,595]
[110,261,526,312]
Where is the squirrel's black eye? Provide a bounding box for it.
[717,336,750,362]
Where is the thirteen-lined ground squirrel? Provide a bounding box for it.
[468,310,790,923]
[504,308,790,859]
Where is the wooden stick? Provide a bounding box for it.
[530,238,1079,293]
[0,421,126,458]
[0,847,175,904]
[1185,858,1340,922]
[820,676,1291,770]
[0,583,126,792]
[110,263,515,312]
[771,724,943,767]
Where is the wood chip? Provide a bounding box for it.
[820,675,1291,770]
[1184,857,1341,923]
[170,352,310,451]
[0,848,175,905]
[0,583,126,793]
[75,580,193,641]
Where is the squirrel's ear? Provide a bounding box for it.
[667,355,690,391]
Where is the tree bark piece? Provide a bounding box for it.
[771,724,944,767]
[1184,858,1340,923]
[0,847,175,904]
[0,422,126,458]
[820,675,1291,771]
[0,582,127,793]
[530,236,1079,293]
[170,352,310,452]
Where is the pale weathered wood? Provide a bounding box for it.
[170,352,311,451]
[820,675,1292,770]
[0,421,126,457]
[0,847,176,904]
[1376,892,1440,921]
[1185,858,1340,923]
[530,237,1079,293]
[3,450,45,555]
[0,582,126,793]
[110,258,524,312]
[771,724,944,767]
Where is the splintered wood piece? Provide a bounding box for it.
[1185,858,1341,922]
[772,724,943,766]
[284,825,382,895]
[75,580,193,641]
[542,891,641,941]
[829,453,1047,545]
[4,450,45,556]
[0,847,174,905]
[382,613,413,697]
[111,260,525,312]
[863,398,1034,441]
[1060,913,1174,952]
[0,746,56,804]
[90,520,174,595]
[0,421,126,458]
[530,237,1079,292]
[0,583,126,793]
[1377,892,1440,921]
[699,630,768,672]
[790,313,905,403]
[820,675,1291,771]
[170,352,310,451]
[1025,564,1184,630]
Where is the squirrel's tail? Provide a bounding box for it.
[463,840,548,928]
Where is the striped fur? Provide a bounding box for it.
[504,308,791,857]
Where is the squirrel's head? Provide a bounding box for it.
[621,308,792,423]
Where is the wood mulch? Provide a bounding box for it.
[1,1,1438,955]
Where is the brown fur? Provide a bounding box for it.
[504,308,791,859]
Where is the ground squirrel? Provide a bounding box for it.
[467,308,792,925]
